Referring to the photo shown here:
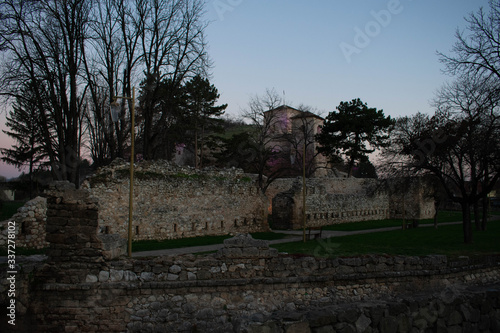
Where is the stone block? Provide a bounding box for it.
[396,313,411,332]
[169,265,182,274]
[197,270,211,280]
[109,269,124,282]
[246,322,282,333]
[99,270,110,282]
[98,234,126,259]
[46,233,68,244]
[413,318,428,331]
[355,314,371,332]
[285,322,311,333]
[140,272,154,281]
[379,316,398,333]
[223,234,269,249]
[167,274,179,281]
[85,274,98,283]
[74,248,102,257]
[337,308,359,324]
[306,309,336,327]
[195,308,214,320]
[313,326,335,333]
[243,247,260,257]
[75,233,91,243]
[447,310,463,326]
[333,323,356,333]
[123,271,138,281]
[218,247,242,258]
[417,307,437,324]
[47,217,69,226]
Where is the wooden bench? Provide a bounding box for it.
[404,219,419,229]
[306,226,323,240]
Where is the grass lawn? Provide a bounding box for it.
[0,201,25,221]
[321,211,464,232]
[132,231,288,253]
[4,210,498,257]
[272,218,500,258]
[2,232,289,255]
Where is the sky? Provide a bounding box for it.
[0,0,491,179]
[204,0,490,117]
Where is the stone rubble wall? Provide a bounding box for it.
[271,178,391,230]
[3,161,436,248]
[82,160,268,241]
[0,196,47,249]
[36,182,125,284]
[270,177,437,230]
[236,286,500,333]
[387,177,436,220]
[1,186,498,332]
[10,235,500,332]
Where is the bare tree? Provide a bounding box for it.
[240,88,289,193]
[138,0,210,160]
[433,74,500,232]
[82,0,130,165]
[438,0,500,81]
[285,105,324,178]
[0,0,91,185]
[1,0,212,177]
[383,74,500,243]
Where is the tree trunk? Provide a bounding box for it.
[199,124,205,169]
[481,195,489,231]
[462,203,473,244]
[473,201,481,230]
[143,107,152,160]
[433,200,440,229]
[347,157,355,178]
[194,130,198,169]
[29,152,34,200]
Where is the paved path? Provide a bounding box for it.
[132,221,464,257]
[2,219,492,261]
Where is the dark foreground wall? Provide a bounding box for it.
[4,242,500,332]
[1,183,499,332]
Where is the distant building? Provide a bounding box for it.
[264,105,331,177]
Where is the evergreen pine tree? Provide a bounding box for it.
[183,75,227,168]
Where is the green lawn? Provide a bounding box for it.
[272,218,500,258]
[0,201,25,221]
[132,231,287,252]
[4,210,499,258]
[321,211,463,232]
[1,232,288,256]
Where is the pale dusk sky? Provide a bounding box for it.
[0,0,490,179]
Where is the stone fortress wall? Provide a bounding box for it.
[1,160,435,247]
[0,196,48,249]
[83,160,434,240]
[271,178,391,230]
[81,160,269,241]
[0,184,498,332]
